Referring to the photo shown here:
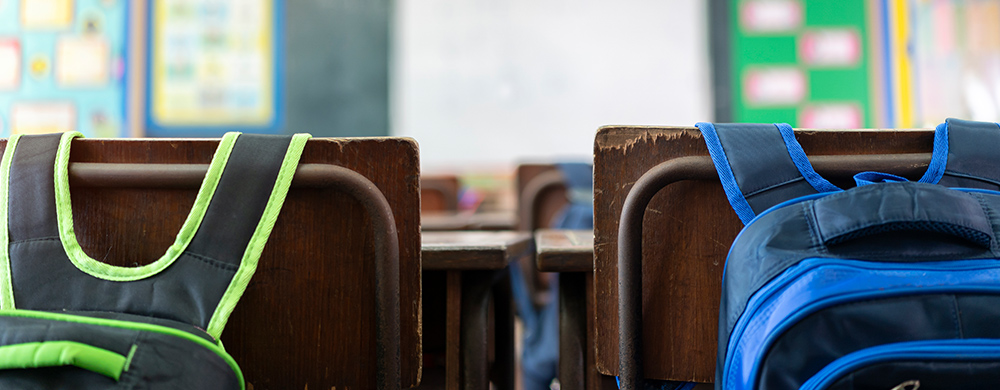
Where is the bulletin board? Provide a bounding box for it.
[0,0,129,137]
[145,0,283,136]
[726,0,876,128]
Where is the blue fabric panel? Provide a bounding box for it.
[939,118,1000,188]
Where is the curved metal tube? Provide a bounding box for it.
[617,153,931,388]
[70,162,402,389]
[519,169,567,231]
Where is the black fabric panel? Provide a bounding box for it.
[0,315,239,389]
[744,179,815,214]
[714,123,813,214]
[61,311,215,343]
[8,134,63,242]
[186,134,292,266]
[757,294,1000,390]
[944,118,1000,188]
[938,172,1000,191]
[10,240,233,329]
[826,360,1000,390]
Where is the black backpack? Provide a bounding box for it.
[0,131,308,389]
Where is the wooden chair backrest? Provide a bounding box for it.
[3,137,422,389]
[516,164,568,231]
[421,175,460,212]
[593,126,934,382]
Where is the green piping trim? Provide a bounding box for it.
[0,134,21,310]
[0,341,127,380]
[0,309,244,389]
[54,132,241,281]
[206,133,311,338]
[123,344,137,372]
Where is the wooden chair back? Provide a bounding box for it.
[516,164,568,231]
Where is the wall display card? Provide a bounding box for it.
[11,102,75,134]
[0,0,128,137]
[148,0,281,134]
[0,39,20,89]
[21,0,74,30]
[740,0,802,33]
[56,36,110,86]
[800,104,863,129]
[800,29,861,67]
[744,67,806,106]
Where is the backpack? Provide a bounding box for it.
[0,131,308,389]
[698,119,1000,390]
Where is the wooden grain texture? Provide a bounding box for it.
[593,126,935,382]
[516,164,568,231]
[422,231,533,270]
[535,229,594,272]
[1,137,422,389]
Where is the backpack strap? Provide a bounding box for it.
[695,122,839,224]
[934,118,1000,189]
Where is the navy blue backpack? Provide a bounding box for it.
[698,119,1000,390]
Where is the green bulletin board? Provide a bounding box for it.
[729,0,875,128]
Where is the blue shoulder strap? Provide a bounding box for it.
[695,122,840,224]
[934,118,1000,189]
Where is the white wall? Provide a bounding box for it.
[392,0,712,171]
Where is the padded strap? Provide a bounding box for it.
[6,133,63,242]
[696,122,839,224]
[813,182,994,249]
[936,118,1000,189]
[186,134,295,267]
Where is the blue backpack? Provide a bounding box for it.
[699,119,1000,390]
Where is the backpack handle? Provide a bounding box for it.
[813,182,994,249]
[0,341,130,380]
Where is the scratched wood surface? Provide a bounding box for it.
[0,137,422,389]
[593,126,935,382]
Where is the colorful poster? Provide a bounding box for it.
[0,0,128,137]
[147,0,281,134]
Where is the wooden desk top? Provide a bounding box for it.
[422,231,533,270]
[421,211,518,231]
[535,229,593,272]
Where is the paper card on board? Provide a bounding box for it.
[56,36,110,87]
[744,67,806,106]
[21,0,74,30]
[11,102,75,134]
[0,39,20,90]
[800,104,863,129]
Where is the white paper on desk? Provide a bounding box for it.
[57,36,110,87]
[11,102,75,134]
[21,0,74,29]
[0,39,20,90]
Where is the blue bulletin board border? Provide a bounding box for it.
[144,0,285,137]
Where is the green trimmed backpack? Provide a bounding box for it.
[0,131,308,389]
